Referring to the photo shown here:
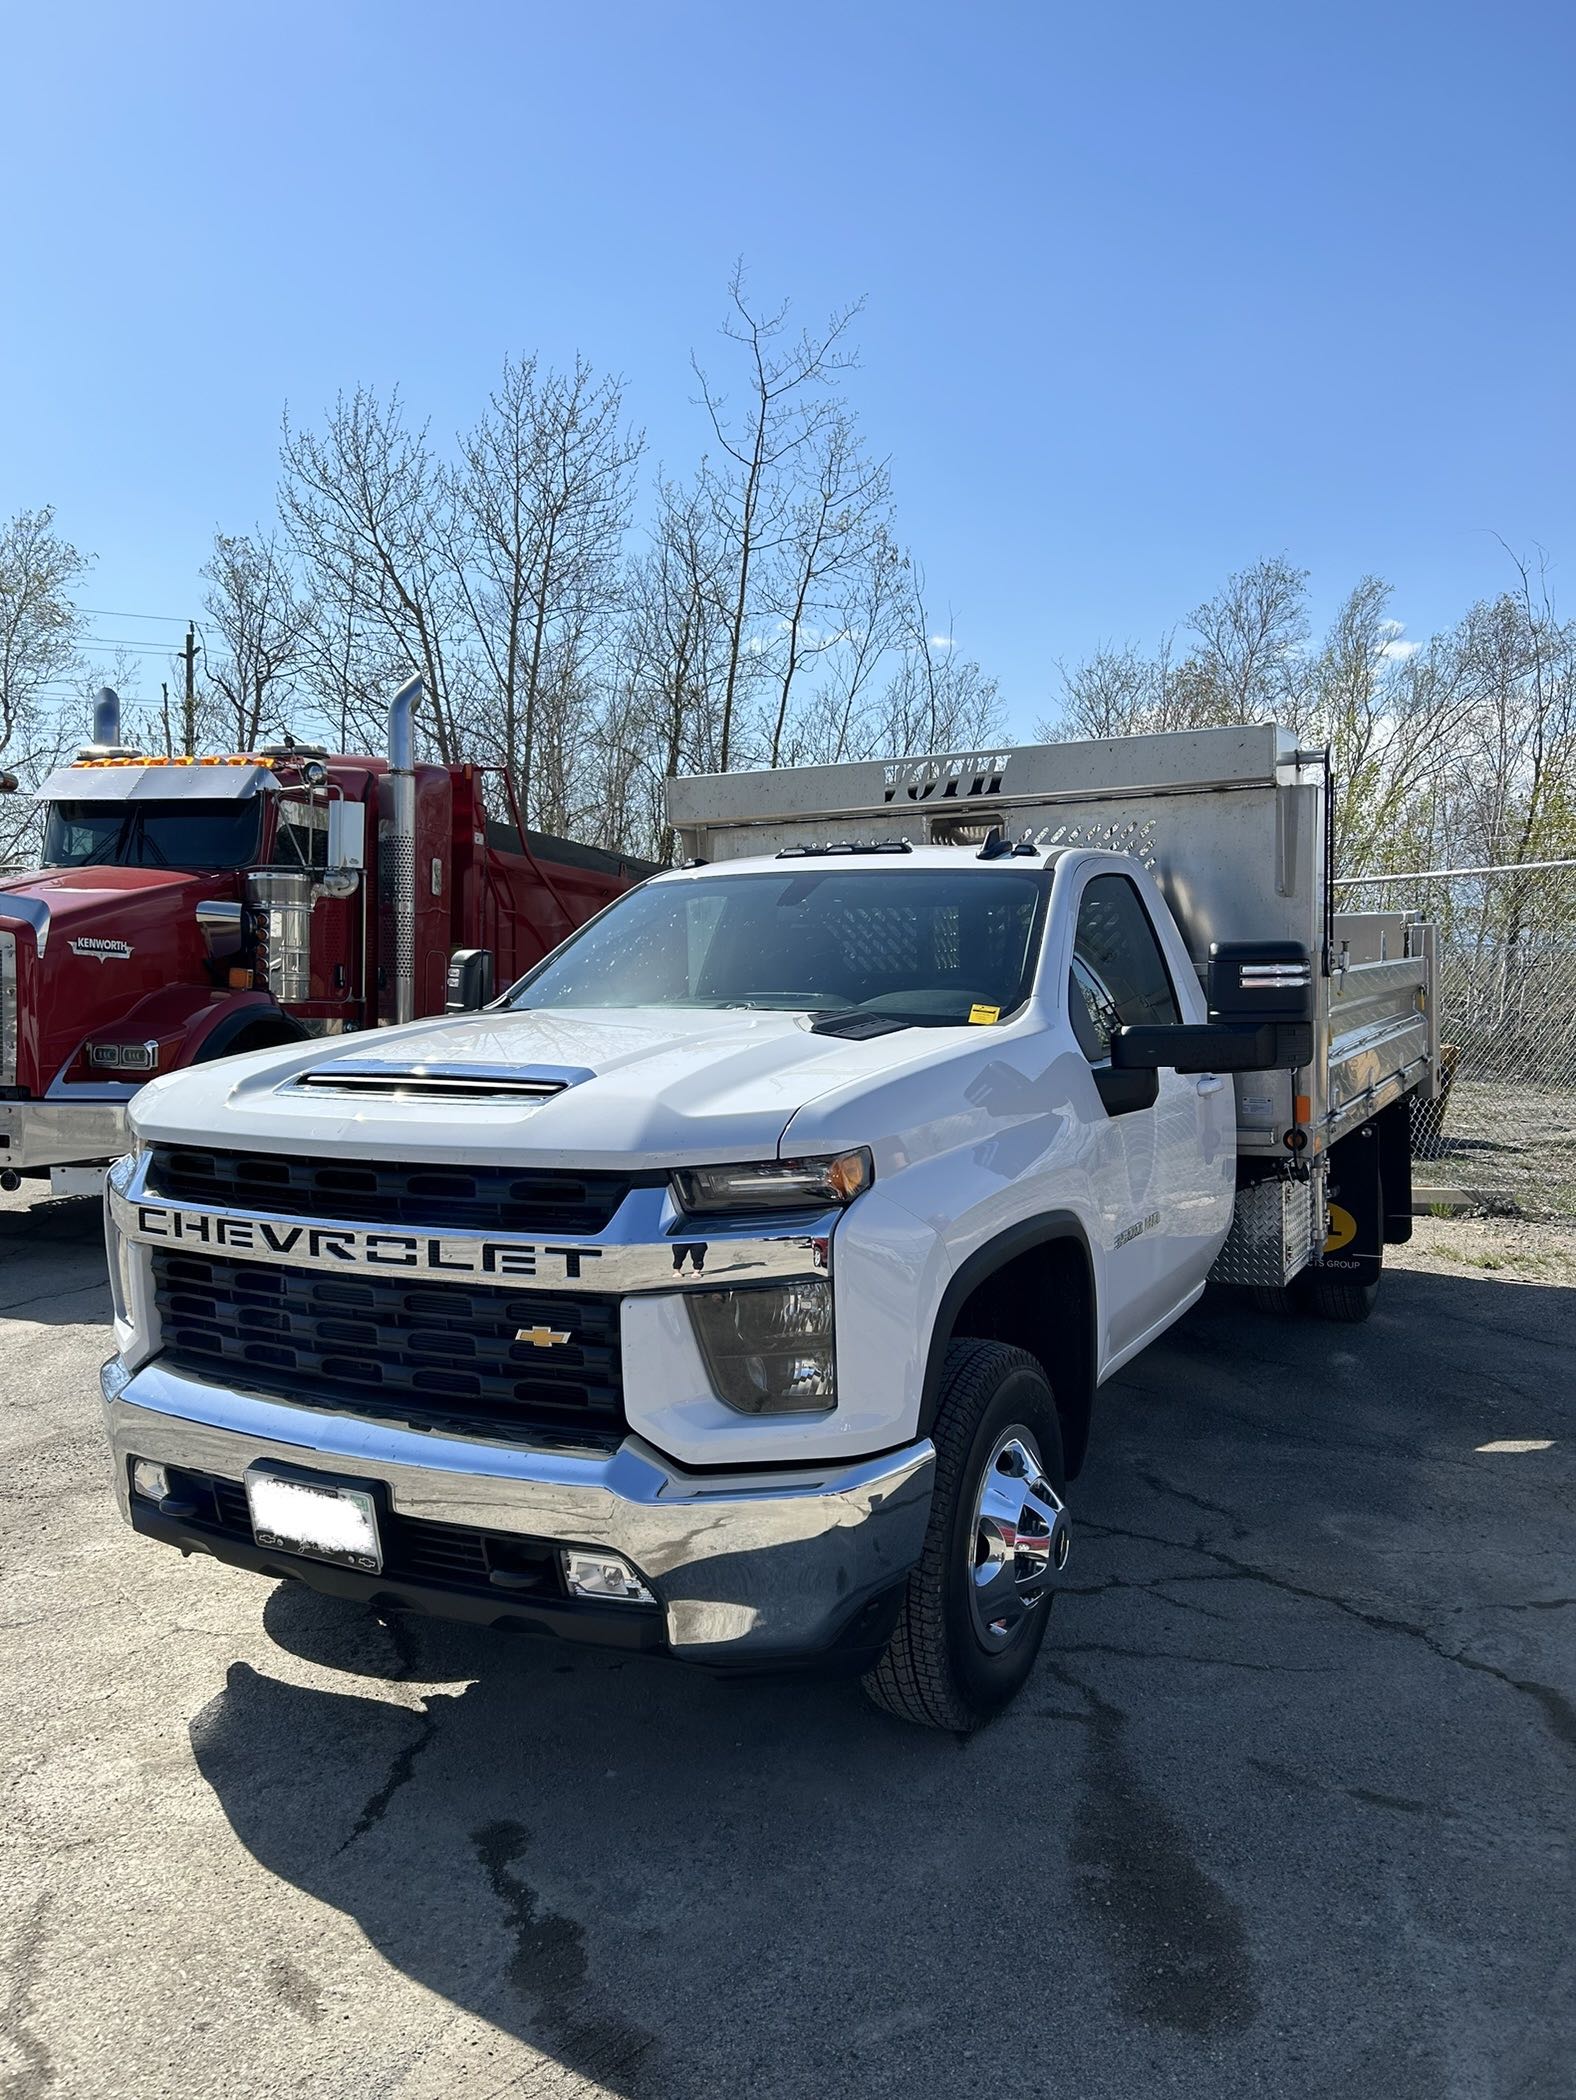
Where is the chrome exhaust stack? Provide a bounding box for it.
[78,687,140,762]
[386,674,424,1027]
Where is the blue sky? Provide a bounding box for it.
[3,0,1571,736]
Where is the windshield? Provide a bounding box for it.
[41,798,263,872]
[508,867,1049,1024]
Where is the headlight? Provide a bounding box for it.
[688,1280,836,1414]
[672,1148,872,1217]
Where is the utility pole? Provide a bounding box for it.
[160,682,173,759]
[182,623,198,756]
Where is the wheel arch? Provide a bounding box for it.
[919,1215,1099,1479]
[179,997,309,1066]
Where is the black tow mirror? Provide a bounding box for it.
[1112,941,1315,1073]
[1113,1021,1275,1073]
[445,948,495,1012]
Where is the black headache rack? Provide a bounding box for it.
[1112,942,1316,1075]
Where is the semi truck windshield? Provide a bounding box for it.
[41,798,263,871]
[509,867,1049,1024]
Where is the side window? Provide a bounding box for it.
[274,810,328,872]
[1068,875,1180,1063]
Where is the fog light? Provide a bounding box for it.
[131,1459,169,1503]
[560,1550,656,1605]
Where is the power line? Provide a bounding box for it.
[81,636,190,653]
[75,607,192,624]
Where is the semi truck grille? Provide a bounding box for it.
[144,1144,643,1236]
[151,1249,626,1446]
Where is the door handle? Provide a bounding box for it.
[1195,1074,1227,1096]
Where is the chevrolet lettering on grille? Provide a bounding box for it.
[123,1198,604,1282]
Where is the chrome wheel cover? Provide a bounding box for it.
[967,1427,1070,1650]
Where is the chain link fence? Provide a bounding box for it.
[1337,862,1576,1220]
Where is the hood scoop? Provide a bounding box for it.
[287,1060,588,1104]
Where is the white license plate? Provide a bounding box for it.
[245,1469,382,1573]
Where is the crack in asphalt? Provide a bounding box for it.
[0,1276,112,1318]
[1,1892,56,2100]
[1245,1755,1460,1822]
[1079,1496,1576,1754]
[1056,1639,1329,1676]
[1133,1468,1253,1539]
[334,1696,443,1855]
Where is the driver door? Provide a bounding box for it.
[1069,871,1230,1359]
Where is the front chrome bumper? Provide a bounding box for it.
[101,1359,935,1663]
[0,1098,129,1172]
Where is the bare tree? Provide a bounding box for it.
[0,507,89,769]
[0,509,90,864]
[1040,642,1164,740]
[621,474,733,856]
[693,266,863,767]
[453,355,641,817]
[764,412,894,766]
[280,389,468,759]
[202,529,306,750]
[870,567,1005,757]
[1182,557,1311,727]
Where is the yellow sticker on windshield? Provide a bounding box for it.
[968,1004,1001,1025]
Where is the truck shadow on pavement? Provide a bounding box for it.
[188,1264,1576,2100]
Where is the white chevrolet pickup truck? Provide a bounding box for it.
[101,722,1440,1729]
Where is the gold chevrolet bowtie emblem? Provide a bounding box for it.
[514,1325,571,1349]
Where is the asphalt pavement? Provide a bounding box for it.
[1,1185,1571,2100]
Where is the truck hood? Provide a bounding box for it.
[129,1004,954,1171]
[0,865,215,952]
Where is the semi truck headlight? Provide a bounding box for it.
[687,1280,836,1414]
[672,1149,872,1217]
[89,1040,159,1072]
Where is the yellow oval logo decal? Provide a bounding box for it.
[1324,1203,1357,1253]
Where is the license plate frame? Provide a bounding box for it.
[244,1465,383,1574]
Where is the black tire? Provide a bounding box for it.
[1247,1285,1300,1317]
[1299,1266,1380,1323]
[862,1339,1066,1733]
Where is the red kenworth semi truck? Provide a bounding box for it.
[0,676,651,1191]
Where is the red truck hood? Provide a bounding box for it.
[0,866,240,1092]
[0,864,222,948]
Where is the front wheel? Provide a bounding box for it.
[863,1340,1069,1732]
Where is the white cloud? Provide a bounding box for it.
[1378,638,1421,661]
[928,634,954,650]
